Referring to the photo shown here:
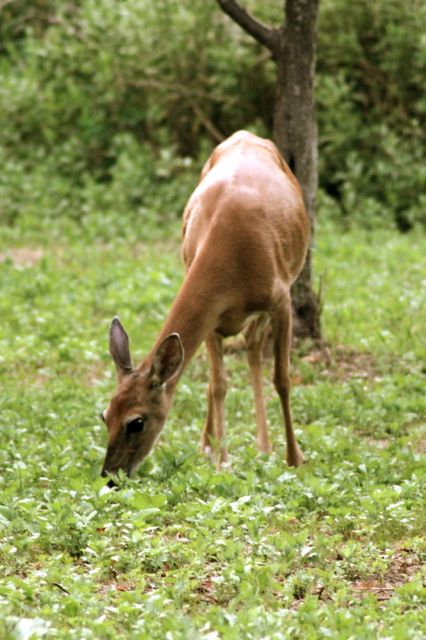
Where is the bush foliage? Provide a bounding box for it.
[0,0,424,233]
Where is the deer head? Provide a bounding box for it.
[100,317,184,479]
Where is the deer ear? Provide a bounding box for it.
[151,333,184,387]
[109,317,133,378]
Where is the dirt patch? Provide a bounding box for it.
[289,547,423,609]
[0,248,44,267]
[84,362,111,387]
[367,438,390,449]
[32,372,51,388]
[351,547,423,602]
[196,576,221,604]
[225,337,381,384]
[416,437,426,454]
[97,581,135,597]
[301,343,380,382]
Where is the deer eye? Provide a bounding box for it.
[126,417,145,435]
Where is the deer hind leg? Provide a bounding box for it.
[244,315,272,455]
[272,290,304,467]
[201,332,228,465]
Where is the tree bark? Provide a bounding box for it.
[274,0,321,339]
[216,0,321,340]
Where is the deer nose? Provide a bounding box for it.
[100,465,119,488]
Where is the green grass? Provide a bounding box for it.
[0,219,425,639]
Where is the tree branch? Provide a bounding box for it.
[215,0,279,53]
[190,102,225,143]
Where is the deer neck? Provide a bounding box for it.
[149,264,219,380]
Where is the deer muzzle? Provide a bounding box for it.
[100,443,132,482]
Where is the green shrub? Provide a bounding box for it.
[0,0,424,233]
[317,0,426,230]
[0,134,198,243]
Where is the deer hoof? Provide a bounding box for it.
[287,448,305,467]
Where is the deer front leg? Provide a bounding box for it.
[202,385,215,462]
[201,332,228,465]
[244,316,272,455]
[272,292,304,467]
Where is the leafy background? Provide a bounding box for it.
[0,0,425,238]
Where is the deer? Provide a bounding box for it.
[100,130,310,480]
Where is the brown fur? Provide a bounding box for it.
[101,131,310,477]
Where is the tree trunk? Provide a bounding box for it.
[215,0,321,339]
[274,0,321,339]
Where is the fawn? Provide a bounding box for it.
[100,130,310,478]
